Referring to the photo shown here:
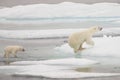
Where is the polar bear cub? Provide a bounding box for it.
[4,45,25,58]
[68,26,102,53]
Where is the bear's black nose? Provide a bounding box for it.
[99,27,102,31]
[22,49,25,51]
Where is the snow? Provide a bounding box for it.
[0,29,82,39]
[0,58,119,78]
[11,58,99,67]
[16,70,120,78]
[0,2,120,18]
[0,28,120,39]
[55,36,120,58]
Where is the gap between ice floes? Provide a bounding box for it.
[0,28,120,39]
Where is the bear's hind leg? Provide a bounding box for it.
[74,44,84,53]
[78,44,85,51]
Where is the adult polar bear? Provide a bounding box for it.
[68,26,102,53]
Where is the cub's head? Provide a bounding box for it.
[19,46,25,52]
[90,26,102,32]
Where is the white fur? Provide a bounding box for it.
[68,26,102,53]
[4,45,25,58]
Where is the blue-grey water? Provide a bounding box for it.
[0,17,120,30]
[1,17,120,21]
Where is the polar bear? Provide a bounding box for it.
[4,45,25,58]
[68,26,102,53]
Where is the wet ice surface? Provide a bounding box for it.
[55,36,120,63]
[0,37,120,78]
[0,58,120,78]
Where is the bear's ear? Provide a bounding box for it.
[98,27,102,31]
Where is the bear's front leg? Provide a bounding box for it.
[13,51,18,58]
[74,43,85,53]
[86,38,94,46]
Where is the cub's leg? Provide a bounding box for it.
[4,51,10,58]
[13,51,18,58]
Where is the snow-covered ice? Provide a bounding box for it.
[0,28,120,39]
[0,2,120,18]
[11,58,99,67]
[16,70,120,78]
[55,36,120,58]
[0,2,120,25]
[0,58,119,78]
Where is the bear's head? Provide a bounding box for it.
[90,26,102,33]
